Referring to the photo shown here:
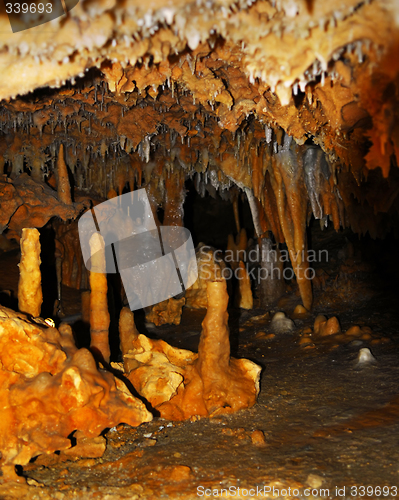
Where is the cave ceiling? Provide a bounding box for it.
[0,0,398,248]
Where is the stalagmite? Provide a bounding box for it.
[270,312,295,334]
[234,260,253,310]
[356,347,377,366]
[119,306,140,374]
[177,279,261,418]
[18,228,43,318]
[185,245,227,309]
[57,144,72,205]
[122,279,261,420]
[258,238,285,309]
[89,233,110,363]
[313,315,341,337]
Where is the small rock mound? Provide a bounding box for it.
[356,347,377,367]
[270,312,295,333]
[313,315,341,337]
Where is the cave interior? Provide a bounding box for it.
[0,0,399,498]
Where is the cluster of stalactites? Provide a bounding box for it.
[1,105,397,244]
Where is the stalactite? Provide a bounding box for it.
[244,188,262,238]
[261,172,285,244]
[303,146,327,220]
[226,228,247,270]
[245,186,285,308]
[163,169,186,227]
[230,187,241,234]
[251,143,265,199]
[270,135,313,310]
[57,144,72,205]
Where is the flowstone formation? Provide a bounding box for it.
[118,279,262,421]
[0,306,152,466]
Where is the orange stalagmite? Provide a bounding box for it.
[122,279,261,421]
[119,306,140,374]
[18,228,43,318]
[234,260,253,310]
[89,233,110,363]
[185,245,226,309]
[57,144,72,205]
[176,279,261,418]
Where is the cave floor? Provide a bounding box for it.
[1,236,399,499]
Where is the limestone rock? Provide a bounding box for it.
[313,315,341,337]
[0,306,152,465]
[122,280,261,421]
[145,296,186,326]
[270,312,295,333]
[356,347,377,366]
[185,245,227,309]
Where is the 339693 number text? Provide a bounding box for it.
[351,486,398,497]
[5,3,52,14]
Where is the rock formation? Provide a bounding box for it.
[0,306,152,466]
[120,280,261,420]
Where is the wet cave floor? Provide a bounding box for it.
[0,227,399,500]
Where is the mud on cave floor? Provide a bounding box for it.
[1,234,399,499]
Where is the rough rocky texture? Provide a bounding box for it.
[17,228,42,318]
[89,232,111,363]
[145,297,186,326]
[185,245,227,309]
[0,1,397,311]
[0,174,87,239]
[120,280,261,420]
[0,306,152,466]
[234,260,253,310]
